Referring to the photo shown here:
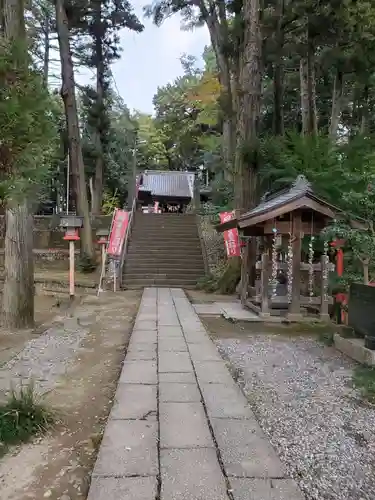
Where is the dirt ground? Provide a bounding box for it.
[0,290,141,500]
[0,293,72,368]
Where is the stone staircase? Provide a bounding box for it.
[122,212,206,288]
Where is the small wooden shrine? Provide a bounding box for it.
[217,176,346,321]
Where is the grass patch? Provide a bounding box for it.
[0,383,54,456]
[353,365,375,404]
[318,329,335,346]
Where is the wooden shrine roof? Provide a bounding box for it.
[238,176,337,228]
[138,170,195,199]
[216,176,364,233]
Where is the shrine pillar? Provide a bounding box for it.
[287,211,303,321]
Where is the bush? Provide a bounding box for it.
[353,366,375,404]
[0,383,54,456]
[77,253,97,274]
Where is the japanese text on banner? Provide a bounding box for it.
[107,210,129,257]
[219,211,241,258]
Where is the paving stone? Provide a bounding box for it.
[170,288,186,298]
[159,372,196,384]
[138,308,157,315]
[185,336,215,346]
[159,339,187,352]
[194,361,235,385]
[87,476,157,500]
[134,320,157,331]
[119,361,157,385]
[126,350,156,360]
[161,448,229,500]
[181,324,205,333]
[110,384,157,420]
[160,402,214,449]
[188,343,222,362]
[159,351,193,373]
[158,317,180,326]
[130,330,157,343]
[93,420,158,477]
[160,383,201,402]
[229,479,304,500]
[127,341,156,351]
[158,326,184,337]
[136,313,157,321]
[200,383,254,419]
[211,419,285,478]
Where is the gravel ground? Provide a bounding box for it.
[0,301,97,398]
[215,334,375,500]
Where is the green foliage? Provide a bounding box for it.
[102,189,120,215]
[77,253,97,273]
[352,365,375,404]
[0,383,54,456]
[197,258,240,294]
[0,42,59,203]
[318,330,335,346]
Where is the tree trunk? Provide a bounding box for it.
[300,36,318,136]
[55,0,94,259]
[91,1,105,214]
[363,259,369,285]
[234,0,262,302]
[360,84,369,135]
[234,0,261,210]
[273,0,285,136]
[2,0,24,39]
[42,7,49,86]
[1,0,35,328]
[2,202,34,328]
[201,1,235,177]
[329,69,343,141]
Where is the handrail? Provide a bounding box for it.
[118,195,137,288]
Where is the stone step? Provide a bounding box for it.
[132,230,199,237]
[134,226,198,232]
[123,273,204,282]
[124,256,204,265]
[134,222,197,228]
[135,219,197,226]
[129,242,201,250]
[122,277,200,287]
[124,264,205,273]
[131,239,200,246]
[127,248,202,256]
[135,213,196,219]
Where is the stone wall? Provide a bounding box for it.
[0,215,112,250]
[197,214,226,274]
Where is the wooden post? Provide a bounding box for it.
[260,252,270,318]
[287,211,303,321]
[69,240,75,299]
[320,254,330,321]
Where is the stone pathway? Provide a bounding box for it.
[192,300,261,321]
[87,288,303,500]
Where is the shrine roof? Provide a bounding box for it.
[138,170,195,199]
[238,175,337,227]
[216,176,341,233]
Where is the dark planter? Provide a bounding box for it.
[364,335,375,351]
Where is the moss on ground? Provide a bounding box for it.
[353,366,375,404]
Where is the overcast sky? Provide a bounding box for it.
[66,0,209,115]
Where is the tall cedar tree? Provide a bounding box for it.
[76,0,143,213]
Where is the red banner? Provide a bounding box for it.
[107,209,129,258]
[220,211,240,257]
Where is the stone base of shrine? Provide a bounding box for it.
[334,334,375,366]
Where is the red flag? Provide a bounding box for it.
[220,211,241,257]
